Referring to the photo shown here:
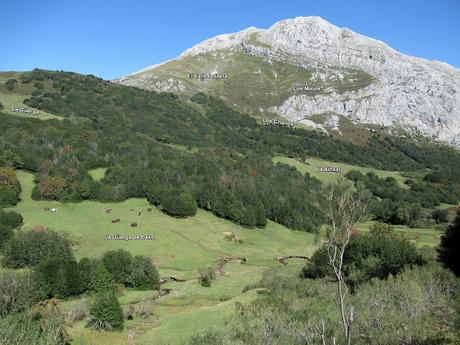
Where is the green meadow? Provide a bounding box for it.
[355,221,441,247]
[0,72,62,120]
[273,155,409,187]
[8,170,314,345]
[0,89,63,120]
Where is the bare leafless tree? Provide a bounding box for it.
[314,178,370,345]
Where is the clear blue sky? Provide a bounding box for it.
[1,0,459,79]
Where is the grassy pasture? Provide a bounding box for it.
[88,167,107,181]
[273,155,409,187]
[8,170,314,344]
[355,221,441,247]
[0,74,63,120]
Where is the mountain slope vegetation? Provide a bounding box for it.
[1,69,459,231]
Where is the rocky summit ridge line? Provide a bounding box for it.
[117,16,460,147]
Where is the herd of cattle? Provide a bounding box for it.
[44,206,151,228]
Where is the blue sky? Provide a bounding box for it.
[1,0,459,79]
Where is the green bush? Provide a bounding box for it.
[102,249,133,285]
[0,270,46,317]
[240,205,257,227]
[0,311,69,345]
[2,229,73,268]
[78,257,113,293]
[161,189,197,218]
[0,209,23,229]
[0,224,13,249]
[130,255,160,290]
[0,209,23,248]
[0,186,19,206]
[438,211,460,276]
[147,185,197,218]
[301,224,423,287]
[300,246,331,279]
[353,264,458,345]
[346,233,422,287]
[432,208,449,223]
[35,257,81,297]
[5,79,17,91]
[254,200,267,228]
[87,290,124,331]
[198,267,216,287]
[0,167,21,207]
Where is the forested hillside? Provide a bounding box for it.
[1,69,459,231]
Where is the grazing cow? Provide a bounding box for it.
[111,218,120,224]
[138,212,141,216]
[106,209,112,214]
[222,231,235,241]
[130,222,137,228]
[51,208,57,213]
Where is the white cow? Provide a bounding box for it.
[51,208,58,213]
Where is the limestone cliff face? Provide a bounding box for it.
[118,16,460,146]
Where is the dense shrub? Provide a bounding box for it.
[198,267,216,287]
[130,255,160,290]
[35,257,82,297]
[0,224,13,249]
[0,208,23,229]
[432,208,450,223]
[344,227,422,287]
[2,229,73,268]
[0,270,46,317]
[5,79,17,91]
[300,246,331,279]
[0,167,21,206]
[188,264,459,345]
[438,211,460,276]
[161,190,197,218]
[78,257,113,293]
[148,186,197,218]
[34,175,67,200]
[87,290,124,331]
[0,209,23,248]
[301,223,423,287]
[0,311,69,345]
[353,264,458,345]
[347,170,459,226]
[102,249,133,285]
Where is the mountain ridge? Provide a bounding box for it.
[117,16,460,147]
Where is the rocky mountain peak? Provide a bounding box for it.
[268,16,344,42]
[119,17,460,147]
